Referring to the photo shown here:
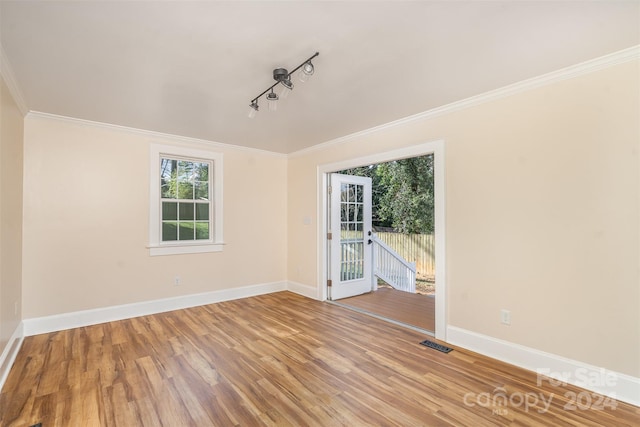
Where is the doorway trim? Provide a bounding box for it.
[317,139,446,341]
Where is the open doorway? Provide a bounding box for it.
[318,140,446,340]
[328,155,435,333]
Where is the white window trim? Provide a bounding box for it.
[148,143,224,256]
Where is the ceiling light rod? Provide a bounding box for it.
[249,51,319,109]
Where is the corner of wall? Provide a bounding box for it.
[0,322,23,392]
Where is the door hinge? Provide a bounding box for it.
[327,279,332,287]
[327,232,332,240]
[328,185,332,194]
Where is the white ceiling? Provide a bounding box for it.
[1,1,638,154]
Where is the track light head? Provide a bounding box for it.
[248,100,259,118]
[303,61,314,76]
[248,52,318,117]
[266,89,278,111]
[299,61,314,82]
[279,76,294,99]
[281,78,294,90]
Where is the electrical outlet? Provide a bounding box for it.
[500,309,511,325]
[174,276,181,286]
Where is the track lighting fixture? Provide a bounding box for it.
[248,52,319,118]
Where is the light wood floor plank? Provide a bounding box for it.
[1,291,638,426]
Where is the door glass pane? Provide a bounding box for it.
[340,242,364,281]
[340,182,365,282]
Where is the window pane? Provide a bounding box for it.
[194,162,209,181]
[179,203,194,220]
[178,181,194,199]
[162,222,178,241]
[195,222,209,240]
[160,158,177,199]
[160,158,177,181]
[195,181,209,200]
[178,222,195,240]
[161,183,175,199]
[195,203,209,220]
[177,160,194,181]
[162,202,178,220]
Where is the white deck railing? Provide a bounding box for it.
[371,234,416,293]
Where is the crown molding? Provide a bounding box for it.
[290,45,640,158]
[26,111,288,158]
[0,44,28,115]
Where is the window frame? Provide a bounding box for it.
[148,143,223,256]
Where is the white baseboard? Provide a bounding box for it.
[286,281,319,300]
[0,322,24,393]
[447,326,640,407]
[23,281,287,336]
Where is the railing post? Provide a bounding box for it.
[372,236,378,291]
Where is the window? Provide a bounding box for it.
[149,144,223,256]
[160,158,211,242]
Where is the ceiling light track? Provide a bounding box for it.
[248,52,319,118]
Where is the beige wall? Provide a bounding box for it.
[22,115,287,318]
[11,53,640,381]
[287,61,640,377]
[0,74,24,355]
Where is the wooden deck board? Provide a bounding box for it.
[1,291,638,426]
[340,286,435,331]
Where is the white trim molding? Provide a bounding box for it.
[291,45,640,158]
[20,280,322,337]
[287,280,321,300]
[23,282,287,336]
[0,322,24,393]
[26,111,288,158]
[447,326,640,407]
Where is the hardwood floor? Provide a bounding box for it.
[339,287,435,332]
[1,291,638,426]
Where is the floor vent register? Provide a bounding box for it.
[420,339,453,353]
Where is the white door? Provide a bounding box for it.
[329,173,373,300]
